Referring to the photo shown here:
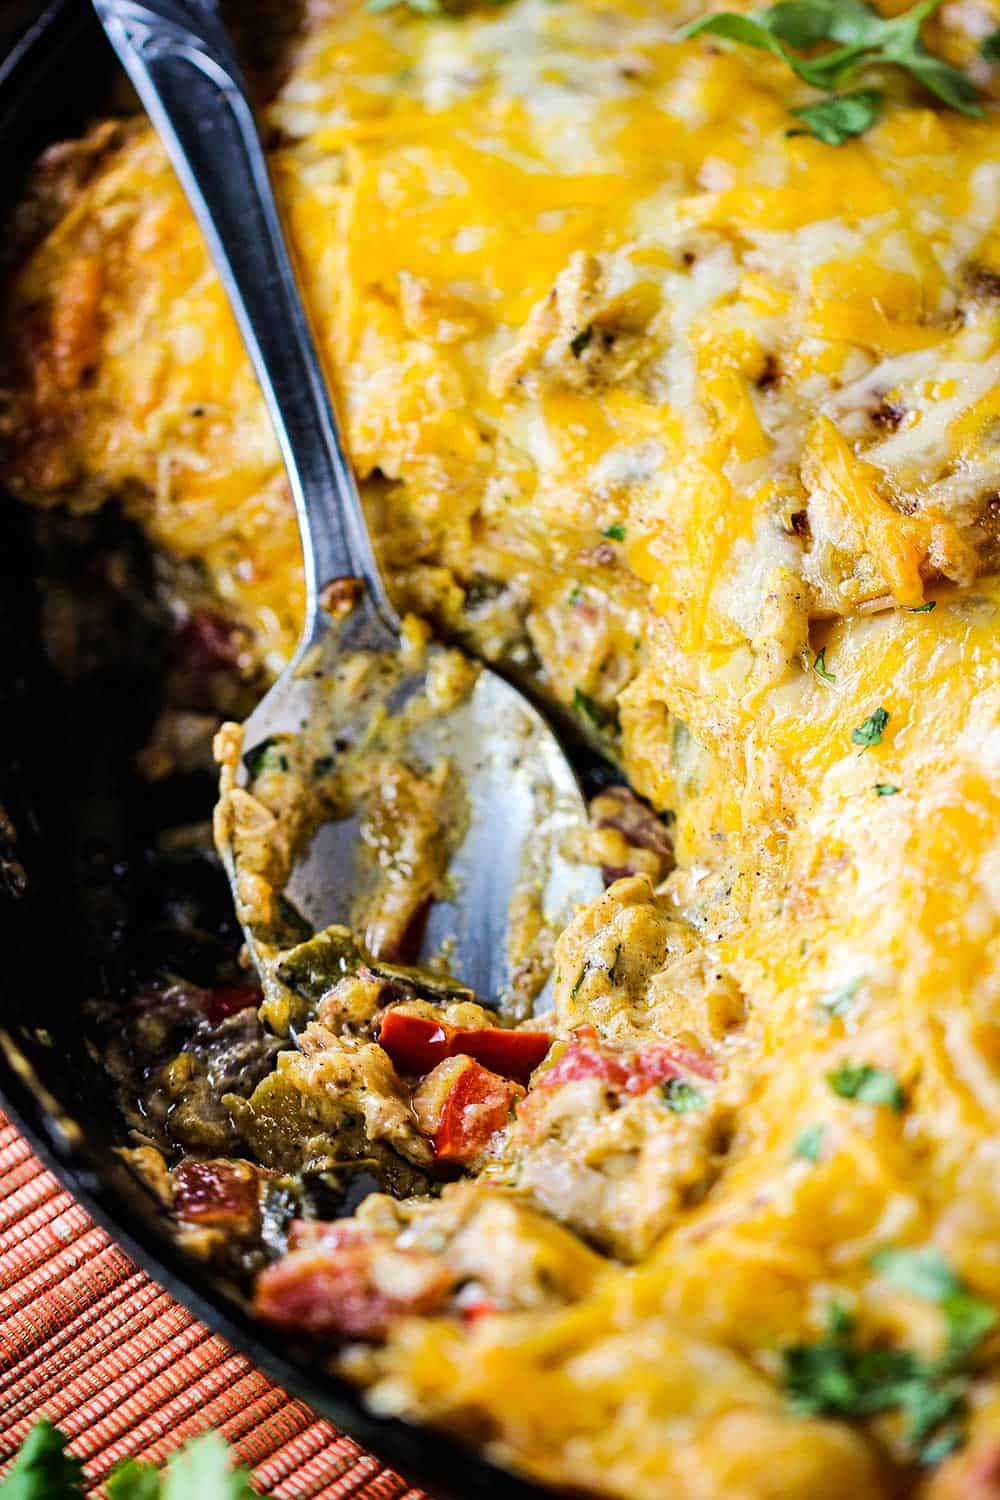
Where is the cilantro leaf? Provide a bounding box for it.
[107,1464,161,1500]
[1,1427,258,1500]
[162,1434,257,1500]
[0,1421,85,1500]
[782,1298,975,1464]
[982,31,1000,61]
[828,1061,904,1109]
[791,88,882,143]
[678,0,983,140]
[871,1246,963,1303]
[242,737,289,778]
[793,1122,826,1161]
[817,976,863,1017]
[662,1078,705,1112]
[573,686,618,733]
[875,783,900,796]
[871,1246,998,1357]
[812,646,837,682]
[851,706,889,747]
[943,1290,998,1356]
[366,0,445,13]
[601,522,626,541]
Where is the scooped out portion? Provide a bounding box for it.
[8,0,1000,1494]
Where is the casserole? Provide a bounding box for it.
[0,5,546,1497]
[5,0,1000,1496]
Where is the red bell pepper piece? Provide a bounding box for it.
[255,1228,452,1337]
[377,1011,452,1075]
[413,1056,523,1164]
[378,1009,551,1085]
[173,1159,262,1236]
[536,1036,714,1097]
[199,985,262,1026]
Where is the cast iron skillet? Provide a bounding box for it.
[0,6,563,1495]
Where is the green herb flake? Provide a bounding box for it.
[851,706,889,748]
[875,782,900,797]
[982,30,1000,61]
[0,1419,85,1498]
[871,1246,998,1357]
[663,1078,705,1113]
[366,0,444,13]
[817,976,863,1018]
[568,584,582,605]
[909,599,937,612]
[781,1300,976,1466]
[601,522,627,541]
[790,88,882,144]
[570,326,593,357]
[813,646,836,683]
[242,737,289,778]
[793,1123,826,1162]
[2,1424,259,1500]
[573,686,617,732]
[828,1061,905,1110]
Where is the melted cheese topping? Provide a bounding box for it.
[8,0,1000,1494]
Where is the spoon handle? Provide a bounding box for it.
[93,0,397,645]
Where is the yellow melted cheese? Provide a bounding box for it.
[7,0,1000,1494]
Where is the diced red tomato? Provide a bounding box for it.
[535,1035,714,1098]
[173,1159,262,1236]
[254,1232,451,1337]
[539,1039,630,1091]
[378,1009,551,1085]
[412,1056,524,1165]
[286,1218,366,1253]
[198,985,262,1026]
[460,1297,498,1324]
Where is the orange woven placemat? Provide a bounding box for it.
[0,1109,427,1498]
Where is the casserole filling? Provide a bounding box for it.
[7,0,1000,1494]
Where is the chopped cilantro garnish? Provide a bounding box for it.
[663,1078,705,1112]
[909,600,937,612]
[568,584,582,605]
[981,31,1000,61]
[677,0,983,145]
[601,522,627,541]
[0,1419,85,1498]
[782,1293,989,1465]
[875,782,900,797]
[793,1123,826,1162]
[573,686,617,732]
[817,976,863,1017]
[2,1423,258,1499]
[813,646,836,683]
[871,1246,998,1357]
[790,88,882,145]
[242,737,289,778]
[851,706,889,748]
[828,1061,904,1110]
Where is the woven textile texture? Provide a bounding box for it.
[0,1110,428,1498]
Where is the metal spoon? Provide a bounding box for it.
[94,0,602,1009]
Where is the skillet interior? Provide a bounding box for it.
[0,7,555,1495]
